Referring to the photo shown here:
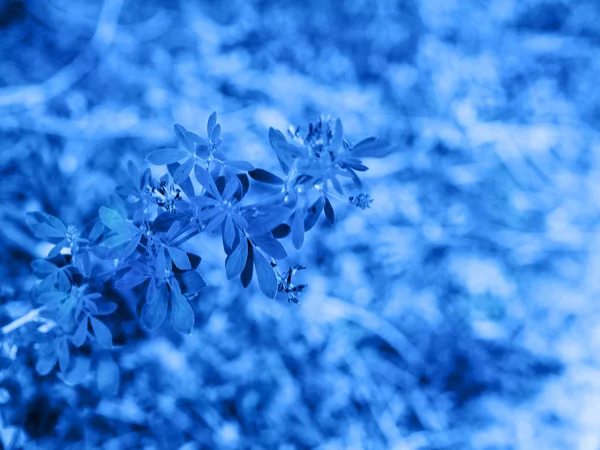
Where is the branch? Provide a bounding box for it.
[1,307,44,335]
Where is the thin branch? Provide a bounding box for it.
[1,307,44,335]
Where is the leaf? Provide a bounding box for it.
[180,271,207,294]
[98,207,124,231]
[120,233,141,260]
[72,317,88,348]
[108,192,128,219]
[155,248,166,278]
[102,233,132,249]
[93,301,118,316]
[204,211,227,233]
[147,147,189,165]
[57,270,70,291]
[330,118,343,152]
[231,213,248,229]
[35,344,56,376]
[268,127,307,173]
[207,112,217,137]
[223,215,236,248]
[174,157,195,185]
[97,356,120,396]
[186,131,205,145]
[31,259,58,276]
[48,239,67,258]
[253,234,287,260]
[192,195,220,207]
[174,124,194,152]
[75,250,91,277]
[170,290,194,335]
[237,173,250,198]
[153,211,183,232]
[146,279,158,305]
[211,124,221,142]
[304,197,325,231]
[166,220,181,241]
[142,293,168,330]
[38,291,69,307]
[253,249,278,299]
[226,237,248,280]
[226,160,254,171]
[271,223,291,238]
[240,240,254,288]
[45,213,67,234]
[179,174,196,199]
[221,177,240,201]
[324,198,335,224]
[292,209,304,250]
[115,270,148,290]
[249,169,285,185]
[90,317,112,349]
[351,137,393,158]
[194,166,221,199]
[56,338,70,373]
[59,357,90,386]
[268,127,288,150]
[30,224,65,239]
[167,246,192,271]
[330,175,344,195]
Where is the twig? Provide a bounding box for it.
[1,307,44,335]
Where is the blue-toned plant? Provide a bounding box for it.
[2,112,391,392]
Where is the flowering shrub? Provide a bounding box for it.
[4,112,390,394]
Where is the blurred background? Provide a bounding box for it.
[1,0,600,448]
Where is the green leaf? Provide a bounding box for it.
[207,112,217,138]
[324,198,335,224]
[58,357,90,386]
[167,246,191,271]
[253,249,278,299]
[180,271,207,294]
[30,224,65,239]
[142,293,168,330]
[90,317,112,349]
[174,157,195,185]
[292,209,304,250]
[174,124,194,152]
[194,166,221,199]
[72,317,88,348]
[226,237,248,280]
[248,169,284,185]
[147,148,189,165]
[170,290,194,335]
[31,259,58,276]
[35,344,56,376]
[351,137,393,158]
[102,233,132,249]
[99,207,123,231]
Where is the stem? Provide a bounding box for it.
[171,229,200,247]
[241,191,287,211]
[171,223,196,242]
[1,307,44,335]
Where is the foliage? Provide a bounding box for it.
[6,112,387,393]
